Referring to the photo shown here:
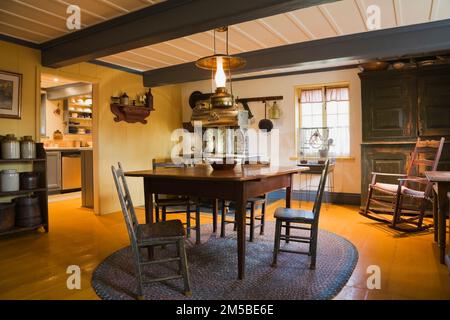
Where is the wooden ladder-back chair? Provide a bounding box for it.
[361,138,445,232]
[152,158,201,244]
[272,160,329,270]
[112,163,191,299]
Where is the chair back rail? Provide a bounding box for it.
[152,159,187,202]
[111,163,139,248]
[405,138,445,199]
[312,160,330,222]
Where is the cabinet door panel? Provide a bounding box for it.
[361,145,412,206]
[46,151,61,191]
[418,72,450,137]
[361,75,416,141]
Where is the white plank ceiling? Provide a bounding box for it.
[0,0,165,43]
[99,0,450,72]
[1,0,450,73]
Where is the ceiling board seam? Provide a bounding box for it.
[355,0,369,31]
[12,0,89,28]
[97,55,149,71]
[207,30,245,53]
[100,0,130,14]
[126,50,171,66]
[183,36,214,53]
[164,42,202,59]
[393,0,402,26]
[0,8,67,33]
[256,18,291,44]
[231,25,267,49]
[141,46,189,63]
[429,0,437,21]
[112,53,158,69]
[285,12,315,40]
[0,21,53,39]
[54,0,108,21]
[90,59,143,75]
[318,5,343,35]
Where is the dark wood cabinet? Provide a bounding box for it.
[360,64,450,206]
[417,68,450,137]
[361,73,417,141]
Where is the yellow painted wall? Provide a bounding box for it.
[0,41,40,138]
[57,63,182,214]
[0,40,183,214]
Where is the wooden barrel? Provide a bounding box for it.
[14,196,42,228]
[0,202,15,232]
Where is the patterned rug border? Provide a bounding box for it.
[92,226,358,300]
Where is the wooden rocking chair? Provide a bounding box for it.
[361,138,445,232]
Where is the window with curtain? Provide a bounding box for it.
[299,85,350,157]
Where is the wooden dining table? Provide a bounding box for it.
[125,165,308,279]
[425,171,450,269]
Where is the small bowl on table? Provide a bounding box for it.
[210,159,237,171]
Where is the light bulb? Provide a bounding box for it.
[214,56,226,88]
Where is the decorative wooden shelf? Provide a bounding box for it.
[110,104,153,124]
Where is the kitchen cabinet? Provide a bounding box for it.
[46,151,61,192]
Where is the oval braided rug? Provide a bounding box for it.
[92,222,357,300]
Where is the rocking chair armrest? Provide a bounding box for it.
[397,177,428,183]
[371,172,407,177]
[370,172,407,184]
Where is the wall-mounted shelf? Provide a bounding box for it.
[110,104,153,124]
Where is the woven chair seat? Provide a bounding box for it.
[372,183,425,199]
[137,220,185,243]
[274,207,315,223]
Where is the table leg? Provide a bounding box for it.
[236,192,247,280]
[437,184,449,265]
[447,192,450,271]
[212,199,218,233]
[285,174,293,243]
[143,178,154,259]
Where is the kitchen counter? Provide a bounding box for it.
[45,147,93,151]
[45,148,93,208]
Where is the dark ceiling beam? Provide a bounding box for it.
[143,19,450,87]
[41,0,339,68]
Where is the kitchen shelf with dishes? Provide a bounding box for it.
[64,95,93,135]
[0,137,48,236]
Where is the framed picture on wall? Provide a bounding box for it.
[0,70,22,119]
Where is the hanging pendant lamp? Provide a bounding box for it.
[195,27,246,109]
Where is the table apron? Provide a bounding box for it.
[143,174,292,200]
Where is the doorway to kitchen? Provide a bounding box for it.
[37,68,98,213]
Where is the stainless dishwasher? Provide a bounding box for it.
[61,151,82,192]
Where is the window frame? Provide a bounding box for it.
[294,82,352,159]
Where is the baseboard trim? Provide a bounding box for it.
[268,190,361,206]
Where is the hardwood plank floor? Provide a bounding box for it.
[0,197,448,300]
